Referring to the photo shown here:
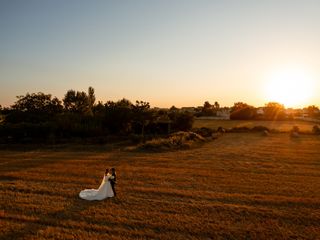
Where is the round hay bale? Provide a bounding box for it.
[217,127,226,134]
[291,126,300,133]
[193,127,214,137]
[290,131,299,138]
[312,125,320,135]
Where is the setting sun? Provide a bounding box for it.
[264,68,315,108]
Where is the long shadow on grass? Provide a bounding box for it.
[0,149,113,176]
[1,195,118,240]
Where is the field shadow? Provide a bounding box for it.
[1,194,117,239]
[0,175,19,182]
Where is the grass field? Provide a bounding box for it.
[194,119,318,132]
[1,133,320,239]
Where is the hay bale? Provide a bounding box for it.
[217,127,226,134]
[252,126,270,132]
[290,131,299,138]
[291,126,300,133]
[193,127,214,137]
[230,126,250,132]
[211,133,220,139]
[290,125,300,138]
[312,125,320,135]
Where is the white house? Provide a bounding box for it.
[216,109,230,119]
[256,108,264,115]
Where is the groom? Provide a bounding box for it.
[109,168,117,197]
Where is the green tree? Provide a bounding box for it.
[63,90,90,114]
[202,101,214,116]
[169,111,194,131]
[88,86,95,114]
[6,92,62,123]
[230,102,255,120]
[305,105,319,118]
[203,101,211,109]
[231,102,250,113]
[170,105,178,112]
[263,102,286,120]
[93,101,105,118]
[104,98,133,134]
[12,92,62,114]
[132,101,153,136]
[214,101,220,110]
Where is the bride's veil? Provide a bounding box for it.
[98,175,106,189]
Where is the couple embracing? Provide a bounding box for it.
[79,168,117,201]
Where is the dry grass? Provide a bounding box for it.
[0,133,320,239]
[194,119,317,132]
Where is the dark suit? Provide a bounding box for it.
[109,173,116,196]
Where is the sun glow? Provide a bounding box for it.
[264,68,315,108]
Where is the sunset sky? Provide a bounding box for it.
[1,0,319,108]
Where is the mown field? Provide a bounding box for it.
[0,132,320,239]
[194,119,318,132]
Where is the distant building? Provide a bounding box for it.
[256,108,264,115]
[302,109,309,118]
[216,108,230,120]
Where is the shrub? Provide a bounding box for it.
[129,134,144,144]
[132,131,205,152]
[169,112,194,132]
[0,122,56,143]
[193,127,214,138]
[312,125,320,135]
[289,126,300,138]
[262,130,270,136]
[230,107,256,120]
[251,126,270,132]
[291,126,300,133]
[217,127,226,133]
[229,126,250,132]
[290,131,300,138]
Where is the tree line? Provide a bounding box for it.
[0,87,193,143]
[195,100,319,120]
[1,87,319,143]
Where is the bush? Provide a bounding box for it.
[129,134,145,144]
[290,131,300,138]
[217,127,226,133]
[229,126,250,132]
[251,126,270,132]
[193,127,214,138]
[131,131,205,152]
[289,126,300,138]
[0,122,57,143]
[230,107,256,120]
[291,126,300,133]
[312,125,320,135]
[169,112,194,132]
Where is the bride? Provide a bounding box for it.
[79,168,114,200]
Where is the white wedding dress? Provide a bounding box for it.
[79,173,114,200]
